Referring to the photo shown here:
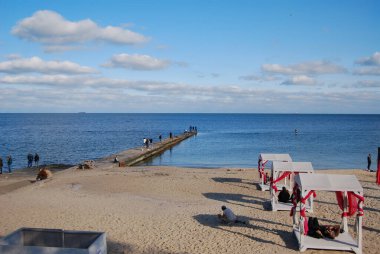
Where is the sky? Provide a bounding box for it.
[0,0,379,113]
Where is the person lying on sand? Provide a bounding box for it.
[218,205,247,224]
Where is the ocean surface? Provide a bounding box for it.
[0,113,379,170]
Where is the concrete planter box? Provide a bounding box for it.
[0,228,107,254]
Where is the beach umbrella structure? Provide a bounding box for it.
[291,173,364,254]
[257,153,292,191]
[270,161,314,212]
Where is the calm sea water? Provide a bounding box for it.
[0,113,379,170]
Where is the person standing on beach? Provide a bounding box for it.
[34,153,40,167]
[7,155,12,173]
[169,132,173,139]
[159,134,162,142]
[0,157,3,174]
[367,153,371,171]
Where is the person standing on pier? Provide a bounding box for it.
[27,153,33,168]
[159,134,162,142]
[0,157,3,174]
[169,132,173,139]
[7,155,12,173]
[34,153,40,167]
[367,153,372,171]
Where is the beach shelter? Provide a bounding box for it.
[257,153,292,191]
[270,161,314,211]
[291,174,364,254]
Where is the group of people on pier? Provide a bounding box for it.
[27,153,39,168]
[0,153,40,174]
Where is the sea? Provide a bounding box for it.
[0,113,379,170]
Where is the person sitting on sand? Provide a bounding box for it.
[264,172,269,184]
[113,156,119,163]
[218,205,246,224]
[36,168,52,181]
[278,186,291,203]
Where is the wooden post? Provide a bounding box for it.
[299,188,305,251]
[271,169,277,211]
[357,191,363,253]
[342,191,349,232]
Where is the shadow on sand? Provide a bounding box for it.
[107,239,188,254]
[212,177,254,189]
[193,214,297,250]
[203,192,269,210]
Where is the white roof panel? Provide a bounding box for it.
[272,161,314,173]
[294,174,363,192]
[259,153,292,162]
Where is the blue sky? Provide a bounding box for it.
[0,0,379,113]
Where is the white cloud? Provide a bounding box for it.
[0,74,378,113]
[43,45,84,53]
[12,10,148,51]
[262,61,346,75]
[102,54,169,71]
[0,56,97,74]
[351,80,380,88]
[6,54,22,60]
[239,74,279,82]
[281,75,317,86]
[353,67,380,76]
[355,52,380,66]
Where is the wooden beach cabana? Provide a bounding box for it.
[257,153,292,191]
[291,174,364,254]
[270,161,314,211]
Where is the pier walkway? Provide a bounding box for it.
[96,131,197,168]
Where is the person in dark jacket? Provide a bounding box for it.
[34,153,40,167]
[278,186,291,203]
[7,155,12,173]
[0,157,3,174]
[27,153,33,168]
[367,153,371,171]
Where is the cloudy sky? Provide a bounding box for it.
[0,0,379,113]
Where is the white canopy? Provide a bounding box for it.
[259,153,292,162]
[272,161,314,173]
[294,173,363,192]
[270,161,314,211]
[292,173,364,254]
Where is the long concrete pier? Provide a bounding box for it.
[96,131,197,168]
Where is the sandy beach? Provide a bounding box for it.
[0,165,379,254]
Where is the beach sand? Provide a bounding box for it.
[0,165,379,254]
